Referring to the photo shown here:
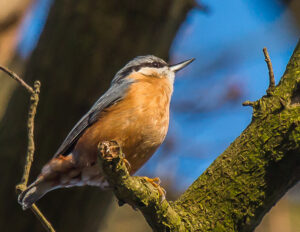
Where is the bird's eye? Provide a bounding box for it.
[152,62,160,68]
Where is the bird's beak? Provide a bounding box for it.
[169,58,195,72]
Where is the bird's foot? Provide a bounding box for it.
[121,153,131,172]
[143,176,166,201]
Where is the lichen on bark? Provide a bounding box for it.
[175,110,299,231]
[174,41,300,232]
[98,141,190,232]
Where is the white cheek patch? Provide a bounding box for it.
[138,67,156,76]
[138,67,175,85]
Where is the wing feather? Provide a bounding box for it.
[54,79,133,156]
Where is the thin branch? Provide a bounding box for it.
[0,66,55,232]
[15,80,40,190]
[31,204,55,232]
[98,141,189,232]
[0,66,34,94]
[242,100,255,107]
[263,47,275,92]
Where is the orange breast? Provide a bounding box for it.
[74,73,173,174]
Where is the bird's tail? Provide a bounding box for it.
[18,154,76,210]
[18,176,55,210]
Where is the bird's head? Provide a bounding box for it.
[112,55,195,85]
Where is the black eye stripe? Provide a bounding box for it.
[151,61,165,68]
[135,61,166,70]
[117,61,166,82]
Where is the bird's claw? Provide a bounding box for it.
[143,176,166,201]
[121,153,131,172]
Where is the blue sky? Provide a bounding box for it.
[146,0,299,189]
[17,0,299,190]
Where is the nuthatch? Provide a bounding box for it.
[18,55,194,209]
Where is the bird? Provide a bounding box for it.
[18,55,194,210]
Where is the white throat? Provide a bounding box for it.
[138,66,175,85]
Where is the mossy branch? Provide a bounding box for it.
[174,42,300,231]
[98,141,190,232]
[0,66,55,232]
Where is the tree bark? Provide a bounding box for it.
[0,0,194,231]
[174,42,300,231]
[97,41,300,232]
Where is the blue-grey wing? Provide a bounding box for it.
[54,79,133,156]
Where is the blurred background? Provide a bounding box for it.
[0,0,299,231]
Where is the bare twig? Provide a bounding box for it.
[263,47,275,92]
[15,80,40,190]
[31,204,55,232]
[0,66,55,232]
[242,100,255,107]
[0,66,38,191]
[0,66,33,93]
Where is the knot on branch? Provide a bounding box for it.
[99,141,123,164]
[98,141,129,184]
[34,80,41,91]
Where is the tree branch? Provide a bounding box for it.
[98,141,190,232]
[263,47,276,94]
[242,100,255,107]
[0,66,55,232]
[174,41,300,231]
[15,80,40,191]
[31,204,55,232]
[0,66,33,94]
[98,40,300,231]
